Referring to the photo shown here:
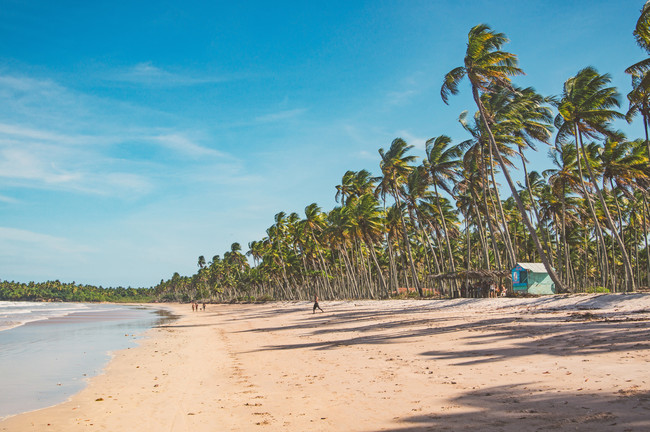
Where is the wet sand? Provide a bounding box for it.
[0,305,173,419]
[2,294,650,431]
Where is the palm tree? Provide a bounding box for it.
[424,135,463,276]
[377,138,422,295]
[544,142,583,288]
[348,194,389,296]
[634,1,650,52]
[626,74,650,161]
[441,24,565,292]
[554,67,636,292]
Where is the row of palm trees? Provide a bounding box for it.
[153,4,650,302]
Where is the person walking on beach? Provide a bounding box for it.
[313,295,323,314]
[191,303,195,312]
[202,302,206,311]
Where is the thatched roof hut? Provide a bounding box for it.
[426,270,510,298]
[428,269,511,282]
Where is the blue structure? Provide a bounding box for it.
[511,262,556,295]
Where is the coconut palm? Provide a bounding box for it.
[554,66,636,292]
[626,75,650,161]
[634,1,650,52]
[544,142,584,288]
[441,24,565,291]
[424,135,463,275]
[377,138,421,295]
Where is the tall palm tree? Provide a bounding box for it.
[441,24,565,292]
[626,74,650,161]
[554,67,636,292]
[348,194,389,295]
[633,1,650,54]
[377,138,421,295]
[544,142,583,288]
[424,135,463,276]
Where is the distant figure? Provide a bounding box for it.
[191,303,195,312]
[313,295,323,314]
[202,302,206,311]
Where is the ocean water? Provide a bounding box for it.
[0,301,92,331]
[0,302,176,419]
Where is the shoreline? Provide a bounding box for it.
[2,295,650,431]
[0,303,177,420]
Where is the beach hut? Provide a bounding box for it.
[511,262,555,295]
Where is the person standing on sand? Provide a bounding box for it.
[313,295,323,313]
[202,302,206,311]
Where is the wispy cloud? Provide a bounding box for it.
[108,62,230,87]
[357,149,377,161]
[384,71,428,107]
[0,226,94,254]
[0,72,241,198]
[0,146,82,184]
[395,130,428,151]
[255,108,307,123]
[148,133,225,158]
[0,194,18,204]
[386,89,418,106]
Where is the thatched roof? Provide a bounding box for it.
[428,269,511,282]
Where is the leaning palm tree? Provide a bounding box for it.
[554,67,636,292]
[634,1,650,54]
[627,2,650,160]
[441,24,566,292]
[626,74,650,161]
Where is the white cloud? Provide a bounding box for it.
[0,72,244,198]
[0,122,89,144]
[0,147,82,184]
[0,194,18,204]
[386,89,418,106]
[0,227,94,255]
[255,108,307,123]
[108,62,229,87]
[148,133,225,158]
[395,130,427,151]
[357,149,377,161]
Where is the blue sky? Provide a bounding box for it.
[0,0,645,287]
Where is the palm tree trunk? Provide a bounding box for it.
[576,131,636,292]
[479,179,504,269]
[487,143,517,267]
[433,184,458,274]
[471,191,492,270]
[392,189,422,296]
[423,220,442,274]
[363,233,388,296]
[641,196,650,287]
[521,156,555,268]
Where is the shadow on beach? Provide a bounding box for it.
[359,384,650,432]
[219,299,649,362]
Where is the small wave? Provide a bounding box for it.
[0,302,92,332]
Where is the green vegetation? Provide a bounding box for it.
[0,280,154,303]
[154,5,650,302]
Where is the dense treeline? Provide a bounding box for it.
[0,280,154,303]
[154,5,650,303]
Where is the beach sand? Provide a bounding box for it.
[2,294,650,431]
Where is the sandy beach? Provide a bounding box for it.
[2,294,650,431]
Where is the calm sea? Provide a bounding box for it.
[0,302,176,419]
